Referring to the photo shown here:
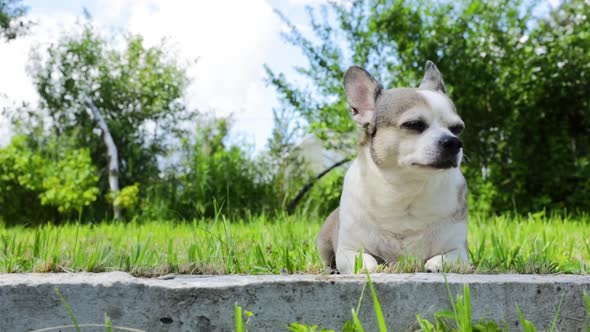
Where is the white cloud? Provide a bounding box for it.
[110,0,283,150]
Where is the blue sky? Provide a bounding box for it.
[0,0,320,150]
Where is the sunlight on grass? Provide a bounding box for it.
[0,212,588,275]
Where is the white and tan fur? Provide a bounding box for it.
[317,61,468,274]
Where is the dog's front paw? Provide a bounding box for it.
[424,255,443,273]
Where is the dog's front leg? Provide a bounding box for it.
[424,247,468,272]
[336,247,379,274]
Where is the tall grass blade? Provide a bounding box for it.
[354,250,363,274]
[235,302,244,332]
[105,313,113,332]
[53,287,80,332]
[443,275,458,319]
[355,280,367,314]
[584,292,590,328]
[458,284,472,332]
[415,314,436,332]
[365,272,387,332]
[516,304,537,332]
[351,308,365,332]
[548,293,565,332]
[440,275,473,331]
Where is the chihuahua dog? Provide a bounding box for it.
[317,61,468,274]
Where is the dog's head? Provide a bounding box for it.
[343,61,464,171]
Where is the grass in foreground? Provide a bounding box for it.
[0,212,589,275]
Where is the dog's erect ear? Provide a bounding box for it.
[343,66,383,126]
[419,60,446,94]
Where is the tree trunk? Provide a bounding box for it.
[87,100,122,220]
[287,158,351,214]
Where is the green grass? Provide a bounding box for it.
[0,212,589,275]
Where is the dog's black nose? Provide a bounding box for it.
[439,136,462,155]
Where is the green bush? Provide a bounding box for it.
[0,135,52,224]
[111,183,140,214]
[142,116,281,220]
[39,148,99,215]
[0,135,99,224]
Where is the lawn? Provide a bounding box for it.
[0,212,589,275]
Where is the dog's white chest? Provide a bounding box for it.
[338,158,465,261]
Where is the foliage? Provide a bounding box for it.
[17,20,307,222]
[112,183,140,212]
[145,115,281,219]
[39,148,99,215]
[0,135,52,223]
[266,0,590,213]
[24,20,190,219]
[264,106,312,212]
[3,0,589,222]
[288,323,334,332]
[0,135,99,224]
[234,303,253,332]
[0,135,44,191]
[1,111,318,224]
[0,0,29,40]
[300,169,345,216]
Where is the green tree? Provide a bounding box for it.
[0,135,99,224]
[0,0,29,40]
[25,21,190,219]
[267,0,590,213]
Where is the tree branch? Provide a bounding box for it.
[86,99,121,219]
[287,158,350,214]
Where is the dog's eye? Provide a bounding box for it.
[449,124,464,135]
[401,120,428,133]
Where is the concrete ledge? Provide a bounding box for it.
[1,272,589,331]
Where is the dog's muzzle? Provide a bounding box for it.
[433,135,462,169]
